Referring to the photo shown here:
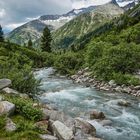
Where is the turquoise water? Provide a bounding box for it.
[35,68,140,140]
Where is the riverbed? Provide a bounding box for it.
[34,68,140,140]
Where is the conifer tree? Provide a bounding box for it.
[28,39,33,47]
[0,25,4,42]
[41,26,52,52]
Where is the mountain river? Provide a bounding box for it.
[34,68,140,140]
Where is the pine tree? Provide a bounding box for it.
[0,25,4,42]
[41,26,52,52]
[28,39,33,48]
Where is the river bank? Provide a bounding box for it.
[70,67,140,97]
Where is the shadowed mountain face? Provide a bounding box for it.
[6,0,136,46]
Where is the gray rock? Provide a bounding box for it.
[114,86,122,93]
[117,100,131,107]
[75,118,96,137]
[5,118,16,132]
[0,79,12,90]
[108,80,116,87]
[90,110,105,120]
[42,109,75,128]
[2,87,18,94]
[122,87,132,94]
[88,137,103,140]
[39,134,58,140]
[134,86,140,90]
[52,121,74,140]
[0,101,15,116]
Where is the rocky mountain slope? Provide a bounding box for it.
[6,0,137,46]
[51,3,124,50]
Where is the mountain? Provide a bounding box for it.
[7,0,136,46]
[6,6,96,46]
[51,3,124,50]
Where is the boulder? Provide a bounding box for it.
[5,118,16,132]
[121,87,132,94]
[39,134,58,140]
[90,110,105,120]
[2,87,18,94]
[42,109,74,128]
[0,101,15,116]
[35,120,48,132]
[134,85,140,90]
[52,121,74,140]
[108,80,116,87]
[114,86,122,93]
[117,100,131,107]
[74,118,96,137]
[0,79,12,90]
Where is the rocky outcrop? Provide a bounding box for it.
[71,68,140,97]
[52,121,74,140]
[0,101,15,116]
[0,79,11,90]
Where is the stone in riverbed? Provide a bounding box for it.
[0,79,12,90]
[100,120,112,126]
[74,118,96,137]
[90,110,105,120]
[134,85,140,90]
[52,121,74,140]
[88,137,104,140]
[0,101,15,116]
[117,100,131,107]
[39,134,58,140]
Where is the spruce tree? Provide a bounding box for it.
[0,25,4,42]
[41,26,52,52]
[28,39,33,47]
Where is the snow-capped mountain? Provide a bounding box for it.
[7,0,137,45]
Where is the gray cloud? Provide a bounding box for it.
[0,0,72,31]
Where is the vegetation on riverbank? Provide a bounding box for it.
[0,93,44,140]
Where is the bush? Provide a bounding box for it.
[54,52,84,75]
[6,96,43,121]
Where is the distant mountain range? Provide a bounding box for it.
[6,0,138,46]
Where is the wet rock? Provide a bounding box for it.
[74,118,96,137]
[90,110,105,120]
[0,79,12,90]
[108,80,116,87]
[117,100,131,107]
[100,120,112,126]
[5,118,16,132]
[42,109,75,128]
[0,101,15,116]
[39,134,58,140]
[2,87,18,94]
[35,120,48,132]
[52,121,74,140]
[122,87,132,94]
[134,85,140,90]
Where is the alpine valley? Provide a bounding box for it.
[6,0,138,46]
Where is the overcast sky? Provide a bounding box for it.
[0,0,111,32]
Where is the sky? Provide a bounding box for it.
[0,0,111,32]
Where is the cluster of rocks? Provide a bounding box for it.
[40,107,103,140]
[0,78,103,140]
[71,68,140,97]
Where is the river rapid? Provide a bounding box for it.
[34,68,140,140]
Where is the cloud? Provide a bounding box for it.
[0,0,72,31]
[71,0,111,9]
[0,0,111,32]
